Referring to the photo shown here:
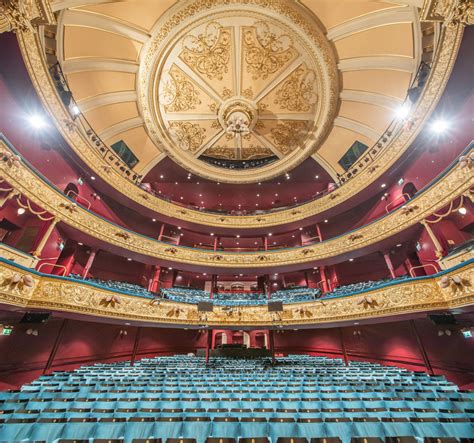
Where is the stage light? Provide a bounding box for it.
[458,207,467,215]
[396,103,411,120]
[17,207,26,215]
[431,119,449,134]
[71,105,80,116]
[28,114,47,129]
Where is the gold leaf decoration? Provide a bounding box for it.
[169,122,206,153]
[180,22,231,81]
[243,21,295,79]
[275,65,317,112]
[163,67,201,113]
[269,121,308,155]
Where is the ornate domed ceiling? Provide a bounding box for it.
[54,0,422,183]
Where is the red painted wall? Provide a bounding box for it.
[0,310,472,390]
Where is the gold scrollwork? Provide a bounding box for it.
[169,122,206,153]
[275,65,317,112]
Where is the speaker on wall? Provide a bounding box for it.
[20,312,51,324]
[197,301,214,312]
[268,301,283,312]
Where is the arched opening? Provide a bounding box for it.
[254,332,268,349]
[214,331,227,348]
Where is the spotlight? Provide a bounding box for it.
[396,103,411,120]
[28,114,47,129]
[431,119,449,134]
[458,207,467,215]
[17,207,26,215]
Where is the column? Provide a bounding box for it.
[172,270,178,286]
[81,248,98,279]
[130,327,142,367]
[210,274,217,299]
[269,330,276,365]
[148,265,161,292]
[158,224,165,241]
[319,266,330,293]
[383,252,397,279]
[316,223,323,242]
[32,218,58,257]
[263,236,268,251]
[304,271,310,288]
[420,220,444,259]
[213,237,218,252]
[300,232,305,247]
[339,327,349,366]
[43,319,68,374]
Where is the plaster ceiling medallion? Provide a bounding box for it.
[139,0,338,183]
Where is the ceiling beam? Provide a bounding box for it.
[338,56,416,73]
[61,9,149,43]
[99,116,144,141]
[340,90,403,110]
[78,91,138,112]
[61,58,139,74]
[334,116,380,141]
[327,6,414,41]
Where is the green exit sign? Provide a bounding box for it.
[1,327,13,335]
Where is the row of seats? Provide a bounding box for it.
[63,274,417,307]
[324,276,409,298]
[0,355,472,442]
[68,274,151,298]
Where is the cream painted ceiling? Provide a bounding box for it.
[52,0,423,183]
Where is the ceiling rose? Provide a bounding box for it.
[139,0,339,183]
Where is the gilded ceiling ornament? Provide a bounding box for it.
[169,122,206,153]
[221,87,233,100]
[205,146,237,160]
[163,67,201,113]
[243,145,273,160]
[269,121,308,154]
[243,21,295,79]
[275,65,317,112]
[242,87,254,99]
[180,22,231,81]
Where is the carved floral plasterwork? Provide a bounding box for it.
[169,122,206,153]
[0,259,471,327]
[11,0,467,226]
[162,66,202,113]
[274,65,317,112]
[243,21,296,80]
[180,22,231,81]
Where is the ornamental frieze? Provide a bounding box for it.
[0,259,472,327]
[12,11,465,228]
[1,138,472,269]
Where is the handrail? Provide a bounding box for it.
[37,262,67,276]
[66,189,92,210]
[409,263,439,278]
[385,193,411,213]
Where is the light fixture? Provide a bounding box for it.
[210,233,214,236]
[324,219,328,223]
[71,105,80,116]
[349,258,354,262]
[315,175,319,179]
[299,227,303,231]
[396,103,411,120]
[396,243,402,247]
[381,183,386,188]
[431,119,449,134]
[17,207,26,215]
[236,234,240,238]
[160,175,164,179]
[28,114,47,129]
[458,207,467,215]
[152,218,156,222]
[127,258,132,261]
[90,176,96,180]
[268,233,272,236]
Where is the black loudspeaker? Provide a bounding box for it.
[20,312,51,324]
[197,301,214,312]
[428,313,457,325]
[268,301,283,312]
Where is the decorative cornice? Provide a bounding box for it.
[421,0,473,25]
[13,10,465,229]
[0,258,472,327]
[0,0,55,34]
[1,138,472,269]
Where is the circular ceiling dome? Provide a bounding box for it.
[138,0,339,183]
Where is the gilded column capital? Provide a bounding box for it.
[0,0,54,34]
[421,0,473,26]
